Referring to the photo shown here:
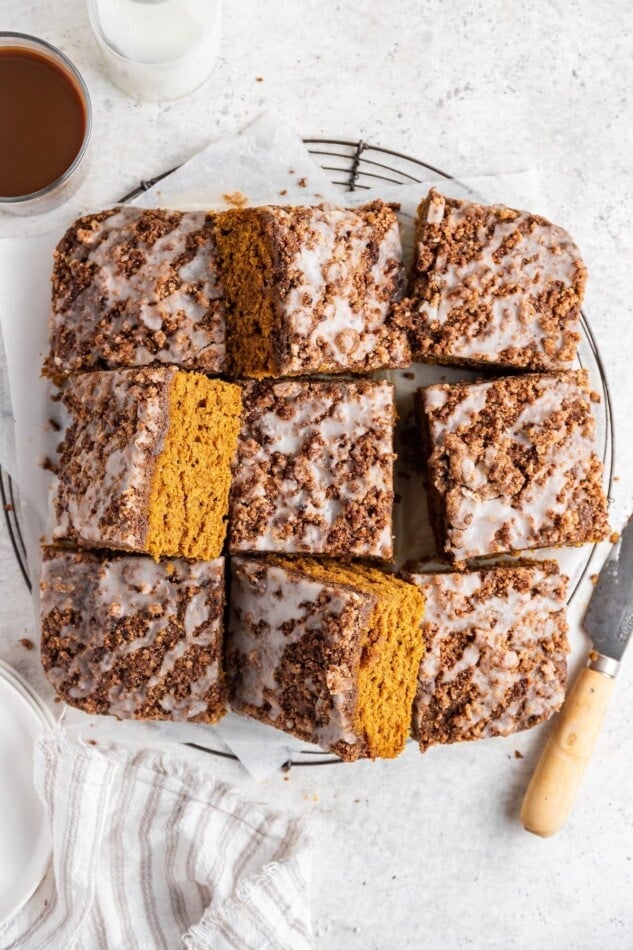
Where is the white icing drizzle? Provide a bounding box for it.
[407,567,569,741]
[41,551,224,720]
[230,379,395,558]
[228,557,369,749]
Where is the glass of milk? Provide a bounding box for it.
[86,0,222,101]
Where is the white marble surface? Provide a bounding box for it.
[1,1,632,947]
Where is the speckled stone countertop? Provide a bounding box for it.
[1,2,632,947]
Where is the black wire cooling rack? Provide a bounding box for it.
[0,139,615,767]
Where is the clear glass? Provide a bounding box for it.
[86,0,222,102]
[0,33,92,216]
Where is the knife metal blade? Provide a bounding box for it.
[583,515,633,667]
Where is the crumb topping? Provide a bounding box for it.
[47,207,226,377]
[52,367,174,550]
[404,563,569,748]
[227,556,373,758]
[229,378,396,559]
[40,548,226,722]
[272,201,409,372]
[407,189,586,370]
[419,370,609,563]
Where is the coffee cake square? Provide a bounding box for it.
[402,563,569,750]
[417,370,609,564]
[405,189,586,371]
[227,555,424,760]
[46,207,227,378]
[229,378,396,559]
[52,367,242,560]
[40,548,226,722]
[215,201,410,377]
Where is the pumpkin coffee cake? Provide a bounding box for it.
[416,369,609,564]
[46,207,227,379]
[405,188,586,371]
[40,547,227,722]
[227,555,425,761]
[229,377,396,560]
[402,562,569,750]
[52,367,242,560]
[215,200,410,377]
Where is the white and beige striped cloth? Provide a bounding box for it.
[0,732,312,950]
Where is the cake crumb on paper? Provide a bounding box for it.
[222,191,248,208]
[19,637,35,650]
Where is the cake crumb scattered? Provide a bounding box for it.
[591,574,599,585]
[514,749,524,759]
[4,503,13,512]
[297,177,307,187]
[255,76,263,82]
[279,189,287,196]
[222,191,248,208]
[19,637,34,650]
[610,531,620,544]
[87,739,98,746]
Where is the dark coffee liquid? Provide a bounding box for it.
[0,47,87,197]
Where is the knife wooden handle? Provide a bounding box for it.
[520,667,615,837]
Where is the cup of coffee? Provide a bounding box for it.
[0,33,92,215]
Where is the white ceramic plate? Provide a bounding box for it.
[0,661,55,926]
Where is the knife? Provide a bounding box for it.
[521,516,633,837]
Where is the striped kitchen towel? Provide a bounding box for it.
[0,732,312,950]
